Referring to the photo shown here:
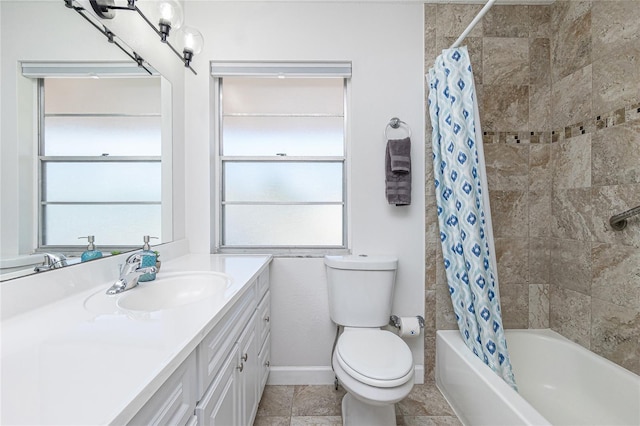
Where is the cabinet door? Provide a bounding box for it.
[128,352,197,426]
[195,344,240,426]
[238,313,259,426]
[258,332,271,400]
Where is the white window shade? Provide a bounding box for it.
[21,61,158,78]
[211,61,352,78]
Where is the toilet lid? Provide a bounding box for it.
[336,329,413,387]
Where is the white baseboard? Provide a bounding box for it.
[267,366,335,385]
[266,365,425,386]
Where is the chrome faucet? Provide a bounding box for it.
[106,253,157,295]
[34,253,68,272]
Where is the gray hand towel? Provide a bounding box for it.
[388,137,411,173]
[385,137,411,206]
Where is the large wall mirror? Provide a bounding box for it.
[0,1,174,281]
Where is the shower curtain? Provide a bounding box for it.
[427,46,517,390]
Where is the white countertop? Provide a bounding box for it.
[1,253,271,425]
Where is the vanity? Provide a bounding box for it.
[0,246,272,425]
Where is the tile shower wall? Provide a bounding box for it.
[548,0,640,375]
[424,1,640,380]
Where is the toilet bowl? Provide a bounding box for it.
[333,328,414,425]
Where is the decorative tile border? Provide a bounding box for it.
[482,100,640,145]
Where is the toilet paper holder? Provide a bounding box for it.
[389,315,425,330]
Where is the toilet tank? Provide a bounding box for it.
[324,255,398,327]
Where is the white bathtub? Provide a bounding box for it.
[436,329,640,426]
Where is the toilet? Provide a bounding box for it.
[325,255,414,426]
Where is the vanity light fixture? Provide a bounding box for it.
[64,0,154,75]
[68,0,202,75]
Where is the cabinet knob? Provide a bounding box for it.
[264,316,270,323]
[237,362,244,372]
[265,361,270,367]
[241,353,248,362]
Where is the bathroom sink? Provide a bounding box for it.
[116,271,232,312]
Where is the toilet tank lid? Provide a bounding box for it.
[324,255,398,270]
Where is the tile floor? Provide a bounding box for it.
[253,383,462,426]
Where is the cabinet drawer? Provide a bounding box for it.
[257,290,270,347]
[258,332,271,394]
[257,269,269,302]
[196,285,256,398]
[128,352,197,426]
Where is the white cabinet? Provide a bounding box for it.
[130,265,271,426]
[195,267,271,426]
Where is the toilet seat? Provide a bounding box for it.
[335,329,413,388]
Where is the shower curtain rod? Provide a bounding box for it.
[450,0,497,49]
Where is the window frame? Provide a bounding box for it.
[211,62,351,255]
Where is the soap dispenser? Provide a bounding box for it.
[78,235,103,262]
[138,235,158,282]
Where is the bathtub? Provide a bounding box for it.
[436,329,640,426]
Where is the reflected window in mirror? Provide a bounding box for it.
[37,76,165,250]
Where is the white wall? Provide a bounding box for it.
[0,0,186,257]
[183,1,426,383]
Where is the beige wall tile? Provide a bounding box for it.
[550,287,591,349]
[482,85,529,131]
[551,188,592,241]
[591,0,640,62]
[529,83,551,131]
[436,4,484,39]
[551,133,591,190]
[495,237,530,284]
[529,144,551,192]
[484,144,529,191]
[551,1,592,81]
[489,190,529,238]
[529,238,550,284]
[592,46,640,116]
[529,190,551,237]
[424,5,438,70]
[500,284,529,329]
[529,283,550,328]
[529,38,551,85]
[551,65,593,128]
[423,331,436,382]
[483,38,530,85]
[591,242,640,310]
[550,238,592,295]
[484,5,530,38]
[592,120,640,186]
[591,298,640,374]
[529,5,552,38]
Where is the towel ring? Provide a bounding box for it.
[385,117,412,139]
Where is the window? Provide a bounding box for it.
[213,62,350,251]
[26,63,169,250]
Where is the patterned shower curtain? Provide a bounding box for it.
[427,46,517,390]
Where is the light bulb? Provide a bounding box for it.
[157,0,183,29]
[181,26,204,54]
[180,26,204,67]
